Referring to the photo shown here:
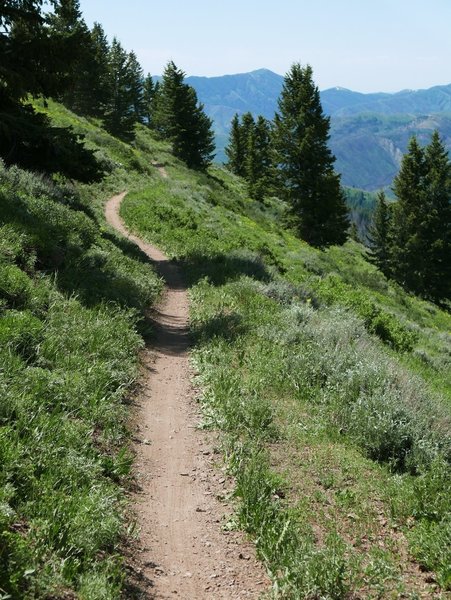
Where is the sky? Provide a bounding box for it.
[78,0,451,93]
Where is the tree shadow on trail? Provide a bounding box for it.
[101,230,151,264]
[178,250,273,288]
[191,311,247,345]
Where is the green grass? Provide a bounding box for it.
[0,137,162,597]
[121,146,451,597]
[2,97,450,598]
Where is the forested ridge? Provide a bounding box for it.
[0,1,450,598]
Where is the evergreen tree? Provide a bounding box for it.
[390,136,427,293]
[84,23,111,118]
[367,191,392,275]
[349,221,361,243]
[152,61,185,138]
[142,74,156,127]
[103,38,137,139]
[0,0,68,102]
[246,115,273,201]
[225,114,246,177]
[225,113,273,200]
[0,0,101,179]
[153,61,215,170]
[422,131,451,301]
[46,0,92,102]
[127,51,146,123]
[273,63,349,247]
[63,22,110,117]
[391,133,451,301]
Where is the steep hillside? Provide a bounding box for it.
[0,103,167,599]
[120,141,451,597]
[186,68,282,129]
[185,68,451,127]
[326,83,451,117]
[331,113,451,190]
[2,100,450,598]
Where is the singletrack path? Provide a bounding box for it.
[105,192,268,599]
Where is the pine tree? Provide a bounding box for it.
[103,38,137,139]
[0,0,74,102]
[87,23,111,117]
[152,61,185,138]
[127,51,146,124]
[0,0,101,179]
[422,132,451,301]
[65,22,110,118]
[153,61,215,170]
[273,63,349,247]
[225,114,246,177]
[142,74,156,127]
[367,191,392,275]
[390,136,427,293]
[225,113,273,200]
[246,116,273,201]
[391,133,451,301]
[46,0,91,100]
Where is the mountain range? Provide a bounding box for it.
[183,69,451,191]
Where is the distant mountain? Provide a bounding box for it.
[322,83,451,117]
[185,69,281,137]
[183,69,451,190]
[330,113,451,191]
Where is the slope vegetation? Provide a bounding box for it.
[121,143,451,597]
[184,69,451,190]
[1,100,450,598]
[0,103,165,598]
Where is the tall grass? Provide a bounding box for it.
[0,159,162,598]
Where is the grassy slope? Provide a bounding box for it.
[0,102,167,599]
[2,99,450,598]
[121,150,451,597]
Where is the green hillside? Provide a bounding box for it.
[331,113,451,191]
[120,132,451,594]
[0,101,167,598]
[1,100,450,598]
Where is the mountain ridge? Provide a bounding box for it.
[179,69,451,190]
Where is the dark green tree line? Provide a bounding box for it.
[153,61,215,170]
[0,0,102,180]
[225,112,273,200]
[224,63,349,245]
[369,132,451,303]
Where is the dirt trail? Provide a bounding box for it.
[105,193,269,599]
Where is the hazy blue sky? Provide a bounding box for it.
[78,0,451,93]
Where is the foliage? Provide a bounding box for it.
[225,113,246,177]
[0,156,162,598]
[0,0,106,178]
[225,112,273,200]
[274,63,349,247]
[63,21,111,119]
[142,73,156,127]
[153,61,215,170]
[102,38,138,140]
[2,80,450,597]
[367,191,391,274]
[121,138,450,595]
[390,132,451,302]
